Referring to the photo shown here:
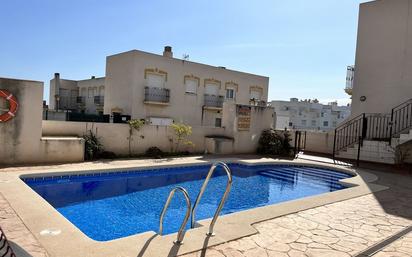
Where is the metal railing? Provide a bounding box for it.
[0,227,16,257]
[159,186,191,245]
[76,96,85,105]
[294,131,307,158]
[390,98,412,138]
[144,87,170,103]
[333,113,365,166]
[333,113,391,166]
[191,162,232,236]
[94,95,104,105]
[332,98,412,165]
[204,94,224,108]
[58,96,78,110]
[249,99,267,107]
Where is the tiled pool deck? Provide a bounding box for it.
[1,156,412,257]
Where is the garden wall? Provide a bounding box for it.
[42,120,229,156]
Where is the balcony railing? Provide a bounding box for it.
[249,99,267,107]
[57,96,77,110]
[94,95,104,105]
[204,94,224,108]
[76,96,85,105]
[144,87,170,103]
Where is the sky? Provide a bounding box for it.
[0,0,367,105]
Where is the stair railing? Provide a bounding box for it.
[390,98,412,141]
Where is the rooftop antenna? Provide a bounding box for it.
[183,54,189,61]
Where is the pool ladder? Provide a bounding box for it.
[158,161,233,244]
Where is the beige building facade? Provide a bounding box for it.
[351,0,412,116]
[104,47,269,127]
[49,74,105,115]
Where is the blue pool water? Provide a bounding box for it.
[23,163,352,241]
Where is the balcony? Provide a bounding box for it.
[249,99,267,107]
[76,96,86,105]
[94,95,104,105]
[57,96,77,110]
[144,87,170,105]
[204,94,224,109]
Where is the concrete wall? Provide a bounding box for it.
[303,131,335,155]
[0,77,84,166]
[352,0,412,116]
[42,102,275,156]
[104,50,269,127]
[43,120,228,155]
[0,78,44,164]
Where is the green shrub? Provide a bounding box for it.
[145,147,164,159]
[170,123,194,152]
[257,129,292,156]
[83,130,103,160]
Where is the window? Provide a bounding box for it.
[185,79,198,94]
[205,83,219,96]
[226,88,235,99]
[88,88,94,98]
[333,121,337,127]
[250,90,261,100]
[81,88,87,97]
[147,74,165,88]
[99,86,105,96]
[215,118,222,127]
[289,122,293,127]
[301,120,307,126]
[323,121,329,127]
[311,120,316,126]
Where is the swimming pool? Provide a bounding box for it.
[22,163,353,241]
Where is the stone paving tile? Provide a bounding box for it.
[0,193,49,257]
[375,231,412,257]
[180,171,412,257]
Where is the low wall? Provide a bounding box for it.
[0,78,84,166]
[299,131,334,155]
[40,137,85,163]
[42,120,228,156]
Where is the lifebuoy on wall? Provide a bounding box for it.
[0,89,18,122]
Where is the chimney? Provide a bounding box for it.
[91,76,96,79]
[163,46,173,58]
[54,73,61,111]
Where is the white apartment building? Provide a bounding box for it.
[271,98,350,131]
[49,74,105,115]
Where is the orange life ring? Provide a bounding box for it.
[0,89,18,122]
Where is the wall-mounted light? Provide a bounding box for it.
[360,96,367,102]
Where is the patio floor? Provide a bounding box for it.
[1,155,412,257]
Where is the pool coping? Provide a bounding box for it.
[0,158,388,257]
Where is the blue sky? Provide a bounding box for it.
[0,0,366,105]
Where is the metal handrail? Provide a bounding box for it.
[190,162,232,236]
[159,186,191,245]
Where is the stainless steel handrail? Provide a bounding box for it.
[159,186,191,245]
[190,161,233,236]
